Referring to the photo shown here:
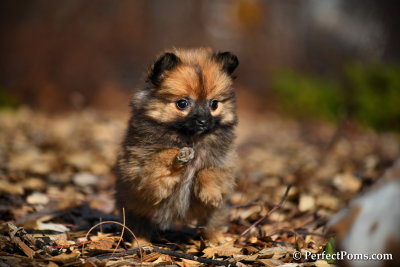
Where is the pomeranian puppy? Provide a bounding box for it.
[115,47,239,241]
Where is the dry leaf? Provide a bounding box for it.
[178,258,202,267]
[202,241,242,257]
[258,247,295,259]
[233,254,258,261]
[256,258,284,266]
[0,181,24,195]
[87,237,115,251]
[153,254,174,266]
[37,222,70,232]
[45,251,80,264]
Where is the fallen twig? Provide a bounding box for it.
[113,208,126,255]
[51,240,92,248]
[293,229,326,238]
[240,184,292,236]
[88,246,238,266]
[81,220,143,262]
[232,200,259,209]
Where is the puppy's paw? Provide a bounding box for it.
[176,147,195,163]
[197,188,223,207]
[204,230,226,245]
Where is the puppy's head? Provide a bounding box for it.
[137,48,239,136]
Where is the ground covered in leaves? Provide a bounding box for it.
[0,108,399,266]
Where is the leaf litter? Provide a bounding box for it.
[0,108,399,266]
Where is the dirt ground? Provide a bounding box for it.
[0,107,399,266]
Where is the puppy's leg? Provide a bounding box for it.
[139,147,195,204]
[124,209,159,241]
[195,168,234,243]
[194,168,233,207]
[203,207,229,244]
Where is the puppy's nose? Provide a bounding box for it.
[195,119,208,126]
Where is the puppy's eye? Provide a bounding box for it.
[176,99,189,110]
[209,99,219,111]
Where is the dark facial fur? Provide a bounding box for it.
[116,48,239,241]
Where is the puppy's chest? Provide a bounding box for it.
[181,147,207,183]
[184,145,220,179]
[154,146,218,226]
[178,145,221,200]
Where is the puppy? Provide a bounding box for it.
[115,48,239,241]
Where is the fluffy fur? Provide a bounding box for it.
[115,47,239,241]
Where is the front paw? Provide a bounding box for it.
[197,188,223,207]
[176,147,195,164]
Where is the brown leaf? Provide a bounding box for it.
[233,254,258,261]
[202,240,243,258]
[177,258,202,267]
[142,252,162,262]
[0,181,24,195]
[256,258,284,266]
[258,246,295,259]
[87,238,115,251]
[153,254,174,266]
[45,251,80,264]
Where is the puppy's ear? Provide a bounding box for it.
[148,52,181,86]
[214,52,239,75]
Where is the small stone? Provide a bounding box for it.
[316,194,340,211]
[26,192,49,205]
[73,172,98,187]
[333,173,362,193]
[299,195,316,212]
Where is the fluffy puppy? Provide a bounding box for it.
[115,47,239,241]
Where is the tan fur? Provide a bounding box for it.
[115,48,238,241]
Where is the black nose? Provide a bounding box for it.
[195,119,208,126]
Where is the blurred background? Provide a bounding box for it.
[0,0,399,131]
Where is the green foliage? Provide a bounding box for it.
[273,63,400,131]
[324,237,336,264]
[345,63,400,131]
[0,88,19,109]
[273,70,342,122]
